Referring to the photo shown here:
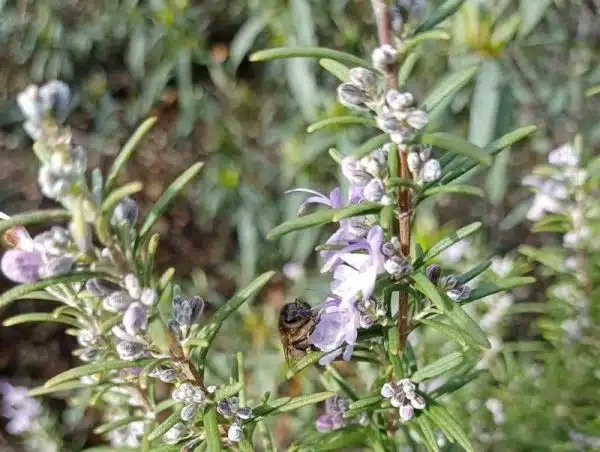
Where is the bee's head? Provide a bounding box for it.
[280,299,313,327]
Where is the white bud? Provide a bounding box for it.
[341,157,372,186]
[363,178,385,201]
[386,90,414,110]
[422,159,441,182]
[227,423,243,442]
[140,288,158,306]
[163,422,186,445]
[410,394,426,410]
[124,273,141,299]
[407,152,422,173]
[372,44,398,70]
[337,83,369,111]
[381,383,396,398]
[181,403,199,422]
[406,110,429,130]
[349,67,377,91]
[237,407,253,420]
[399,404,414,421]
[401,379,415,391]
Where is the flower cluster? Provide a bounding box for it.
[172,383,207,421]
[380,379,426,422]
[315,395,350,433]
[217,396,253,442]
[0,381,43,435]
[426,264,471,301]
[1,223,74,283]
[167,293,205,340]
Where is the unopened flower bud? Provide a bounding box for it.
[422,159,441,182]
[349,67,377,91]
[386,90,414,110]
[116,341,145,361]
[78,329,98,348]
[337,83,369,111]
[360,313,375,328]
[87,278,121,297]
[426,264,441,284]
[237,407,253,420]
[112,197,139,226]
[363,178,385,201]
[124,273,141,299]
[341,157,372,186]
[123,302,148,335]
[391,392,406,408]
[410,394,426,410]
[39,255,73,278]
[377,114,402,133]
[163,422,186,445]
[173,295,205,326]
[181,403,199,422]
[384,256,408,275]
[439,275,457,290]
[103,291,134,313]
[167,319,183,340]
[217,400,232,416]
[406,110,428,130]
[399,404,414,421]
[447,284,471,301]
[407,152,422,173]
[227,423,243,442]
[381,383,396,398]
[419,145,432,161]
[372,44,398,70]
[1,249,41,283]
[159,369,179,383]
[140,288,158,306]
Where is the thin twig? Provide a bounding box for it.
[372,0,412,354]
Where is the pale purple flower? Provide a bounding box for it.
[1,249,42,283]
[548,143,578,167]
[286,187,343,212]
[123,302,148,335]
[310,297,360,365]
[282,262,305,280]
[315,396,349,433]
[0,381,42,435]
[324,226,386,303]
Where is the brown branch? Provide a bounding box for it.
[372,0,412,355]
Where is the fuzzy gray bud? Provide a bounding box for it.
[167,319,183,340]
[163,422,186,445]
[116,341,145,361]
[123,302,148,335]
[140,288,158,307]
[406,110,429,130]
[386,90,414,110]
[227,423,243,442]
[159,369,179,383]
[363,178,385,201]
[112,197,139,226]
[341,157,372,186]
[39,255,74,278]
[407,152,422,173]
[237,407,253,420]
[103,291,134,313]
[173,295,205,326]
[447,284,471,301]
[422,159,441,182]
[349,67,377,91]
[372,44,398,70]
[426,264,441,284]
[181,403,199,422]
[439,275,458,290]
[377,114,403,133]
[337,83,369,111]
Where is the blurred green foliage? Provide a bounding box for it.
[1,0,600,450]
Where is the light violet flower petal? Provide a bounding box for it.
[1,249,41,283]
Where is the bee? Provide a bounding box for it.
[278,299,318,364]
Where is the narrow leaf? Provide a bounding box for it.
[402,30,450,52]
[397,52,419,88]
[267,209,336,240]
[421,66,478,112]
[331,201,382,222]
[286,350,328,379]
[307,116,375,133]
[420,133,491,165]
[319,58,349,81]
[418,319,468,347]
[45,358,154,388]
[416,222,481,267]
[148,408,182,441]
[426,402,474,452]
[414,0,467,34]
[414,415,440,452]
[276,391,335,413]
[252,397,291,418]
[101,182,144,214]
[250,47,374,71]
[456,259,492,285]
[204,407,222,452]
[421,184,484,198]
[29,381,95,396]
[105,117,157,194]
[413,273,452,312]
[0,272,114,309]
[0,209,70,236]
[344,394,382,418]
[411,351,465,382]
[214,382,243,401]
[461,277,535,304]
[229,14,270,71]
[351,134,389,159]
[485,125,537,155]
[3,313,79,328]
[446,303,490,348]
[138,162,203,241]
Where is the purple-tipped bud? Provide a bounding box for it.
[103,291,134,312]
[381,383,396,398]
[426,264,441,284]
[315,414,334,433]
[86,278,121,297]
[439,275,458,290]
[349,67,377,91]
[217,400,232,417]
[112,197,139,226]
[237,407,253,420]
[123,302,148,335]
[447,284,471,301]
[363,178,385,202]
[399,404,414,421]
[391,392,406,408]
[173,295,204,325]
[410,394,426,410]
[1,249,41,283]
[159,369,179,383]
[167,319,183,340]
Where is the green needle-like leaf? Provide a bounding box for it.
[421,66,478,112]
[3,312,79,328]
[411,351,466,382]
[319,58,350,81]
[45,358,154,388]
[204,407,222,452]
[420,133,491,166]
[307,116,376,133]
[250,47,374,71]
[413,0,467,34]
[351,134,389,159]
[0,209,71,236]
[415,222,482,267]
[148,408,182,441]
[461,277,536,304]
